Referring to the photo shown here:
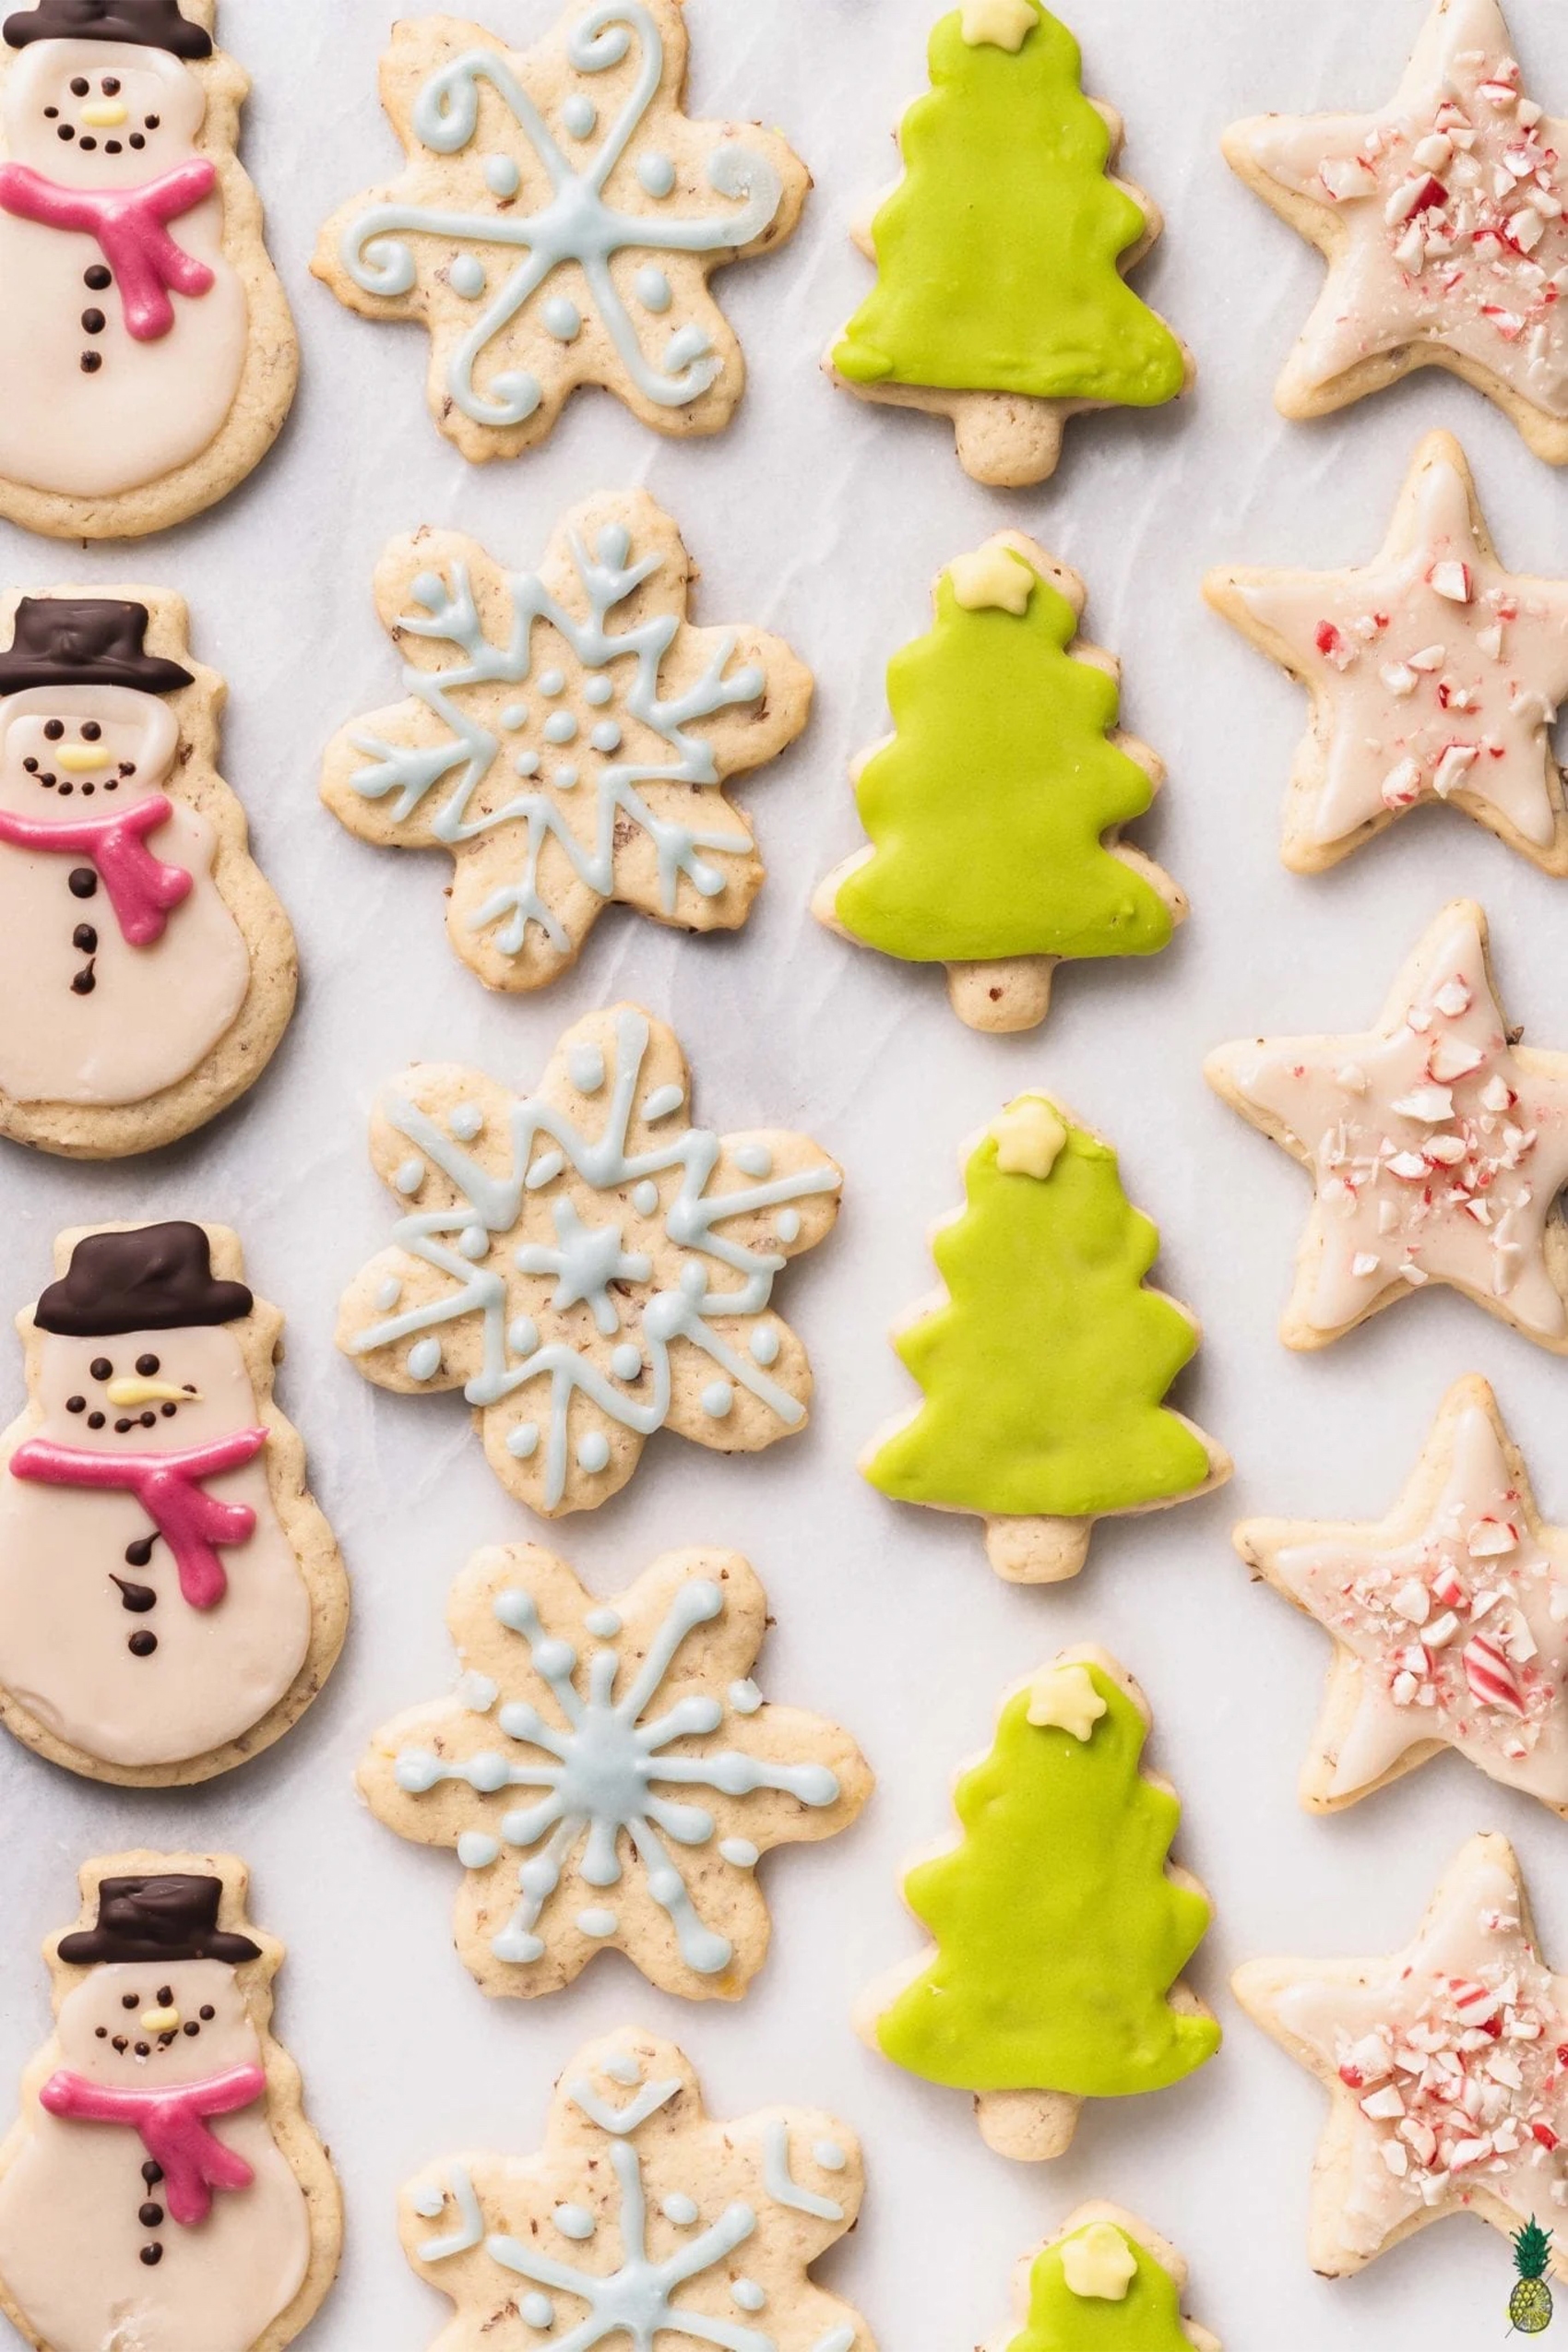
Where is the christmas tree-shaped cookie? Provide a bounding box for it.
[815,536,1183,1033]
[827,1,1192,484]
[990,2206,1219,2352]
[860,1651,1219,2158]
[862,1096,1229,1580]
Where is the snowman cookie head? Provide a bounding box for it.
[2,0,210,185]
[30,1221,256,1455]
[53,1873,261,2089]
[0,599,187,821]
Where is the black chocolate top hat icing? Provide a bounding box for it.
[36,1223,254,1338]
[0,599,193,698]
[59,1875,260,1968]
[4,0,211,55]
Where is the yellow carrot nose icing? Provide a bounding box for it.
[104,1378,196,1408]
[78,101,127,126]
[55,745,112,773]
[138,2004,180,2034]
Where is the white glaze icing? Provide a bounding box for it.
[1217,904,1568,1339]
[0,1957,309,2352]
[1276,1401,1568,1804]
[1234,447,1568,849]
[0,1324,310,1767]
[0,686,249,1106]
[1238,0,1568,419]
[0,40,247,497]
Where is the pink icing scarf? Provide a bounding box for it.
[0,159,217,341]
[40,2061,264,2226]
[0,795,190,946]
[9,1429,267,1609]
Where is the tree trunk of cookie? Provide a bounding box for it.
[951,392,1065,489]
[946,956,1055,1034]
[984,1515,1093,1584]
[974,2087,1081,2161]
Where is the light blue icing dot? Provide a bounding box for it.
[664,324,711,374]
[731,2281,766,2313]
[749,1327,780,1367]
[539,668,566,696]
[489,370,541,418]
[632,1179,659,1216]
[407,1337,443,1382]
[526,1150,564,1189]
[637,152,675,196]
[735,1143,773,1179]
[690,859,725,898]
[568,1044,606,1093]
[576,1431,611,1475]
[599,524,631,566]
[449,252,485,299]
[576,1907,617,1938]
[466,1752,510,1793]
[590,720,623,754]
[457,1831,501,1870]
[542,293,582,341]
[553,2205,595,2241]
[410,2185,445,2219]
[612,1343,643,1382]
[484,155,520,196]
[500,704,529,732]
[584,1607,622,1638]
[662,2193,699,2227]
[553,765,579,790]
[701,1381,734,1420]
[395,1749,441,1792]
[458,1225,489,1260]
[411,572,445,611]
[813,2139,848,2172]
[731,665,765,700]
[506,1423,540,1460]
[395,1158,424,1195]
[729,1679,762,1715]
[561,92,596,137]
[719,1837,759,1869]
[522,2294,556,2331]
[374,1276,402,1313]
[509,1316,540,1356]
[644,1085,684,1121]
[515,750,541,778]
[777,1208,802,1242]
[449,1102,485,1140]
[635,264,672,314]
[491,1920,544,1964]
[544,709,579,744]
[583,675,614,706]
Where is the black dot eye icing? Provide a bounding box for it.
[136,1354,159,1376]
[43,720,64,742]
[81,721,101,742]
[101,77,120,95]
[89,1358,113,1383]
[68,76,88,95]
[121,1992,138,2011]
[144,113,159,129]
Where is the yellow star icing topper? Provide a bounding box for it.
[992,1097,1066,1180]
[958,0,1038,52]
[948,540,1035,614]
[1027,1664,1107,1741]
[1061,2223,1138,2300]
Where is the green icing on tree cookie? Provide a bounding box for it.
[1009,2227,1199,2352]
[834,550,1174,966]
[865,1108,1212,1518]
[833,3,1186,406]
[876,1665,1218,2098]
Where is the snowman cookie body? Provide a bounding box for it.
[0,0,295,538]
[0,1223,347,1785]
[0,1861,339,2352]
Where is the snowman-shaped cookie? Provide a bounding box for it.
[0,0,296,538]
[0,594,296,1157]
[0,1222,348,1785]
[0,1857,340,2352]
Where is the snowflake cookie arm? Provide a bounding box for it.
[360,1546,871,2002]
[314,5,810,462]
[320,496,813,992]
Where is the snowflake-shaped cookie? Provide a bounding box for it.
[403,2030,871,2352]
[321,493,812,992]
[361,1544,872,2000]
[314,0,808,459]
[336,1004,842,1515]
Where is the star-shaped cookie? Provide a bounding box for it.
[1206,432,1568,872]
[1236,1375,1568,1815]
[1225,0,1568,459]
[1206,899,1568,1349]
[1235,1835,1568,2277]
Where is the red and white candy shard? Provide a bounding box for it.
[1260,1840,1568,2265]
[1276,1394,1568,1804]
[1230,445,1568,851]
[1216,902,1568,1341]
[1232,0,1568,430]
